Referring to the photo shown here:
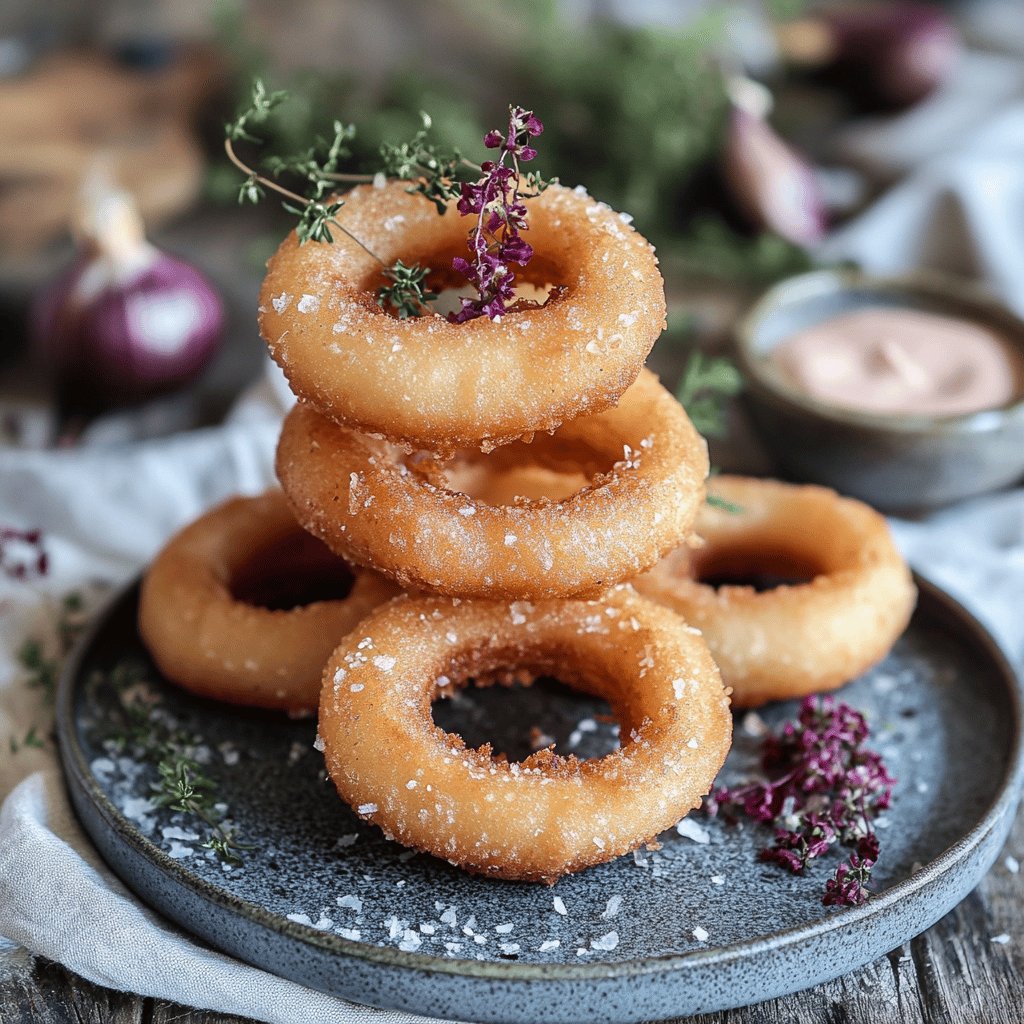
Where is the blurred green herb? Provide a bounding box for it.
[520,8,729,245]
[676,351,743,438]
[672,217,814,285]
[706,493,745,514]
[11,590,90,754]
[9,725,44,754]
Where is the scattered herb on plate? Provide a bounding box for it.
[93,661,249,865]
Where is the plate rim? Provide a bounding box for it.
[57,572,1024,985]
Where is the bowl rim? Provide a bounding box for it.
[734,268,1024,436]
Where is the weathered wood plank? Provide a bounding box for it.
[149,1003,254,1024]
[0,955,144,1024]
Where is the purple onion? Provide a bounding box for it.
[30,189,224,409]
[722,104,827,247]
[780,2,961,111]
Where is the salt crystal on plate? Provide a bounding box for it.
[692,926,709,942]
[601,895,623,919]
[676,818,710,844]
[552,896,568,916]
[590,931,618,951]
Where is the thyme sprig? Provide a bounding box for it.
[10,590,90,753]
[676,352,744,513]
[226,82,551,320]
[379,112,475,214]
[96,662,249,865]
[378,260,439,320]
[225,79,434,316]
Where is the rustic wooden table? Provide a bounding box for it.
[1,218,1020,1023]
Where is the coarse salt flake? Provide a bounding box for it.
[553,896,567,916]
[601,895,623,919]
[676,818,710,844]
[372,655,397,671]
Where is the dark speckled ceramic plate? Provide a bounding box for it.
[57,575,1023,1024]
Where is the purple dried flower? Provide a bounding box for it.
[450,104,546,324]
[1,527,49,581]
[708,695,893,908]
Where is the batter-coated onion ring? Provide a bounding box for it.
[139,490,398,713]
[276,370,708,600]
[318,587,732,882]
[635,476,917,708]
[258,181,666,454]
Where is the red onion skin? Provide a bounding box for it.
[822,3,960,111]
[31,252,224,408]
[722,106,827,247]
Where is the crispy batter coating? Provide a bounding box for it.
[276,370,708,600]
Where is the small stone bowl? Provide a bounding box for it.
[733,269,1024,514]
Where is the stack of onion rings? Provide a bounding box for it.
[139,175,743,884]
[635,475,917,707]
[318,588,732,882]
[258,181,667,454]
[276,369,708,599]
[139,490,397,713]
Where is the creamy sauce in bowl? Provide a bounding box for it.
[771,306,1024,417]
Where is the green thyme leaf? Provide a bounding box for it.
[377,260,438,319]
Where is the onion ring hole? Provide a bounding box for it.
[407,429,616,508]
[690,543,825,593]
[230,530,356,610]
[430,674,620,765]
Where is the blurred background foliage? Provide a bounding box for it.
[208,0,808,284]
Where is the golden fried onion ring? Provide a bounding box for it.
[276,370,708,600]
[139,490,397,713]
[318,588,732,882]
[258,181,666,453]
[635,476,917,708]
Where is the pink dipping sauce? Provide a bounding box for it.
[771,307,1024,417]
